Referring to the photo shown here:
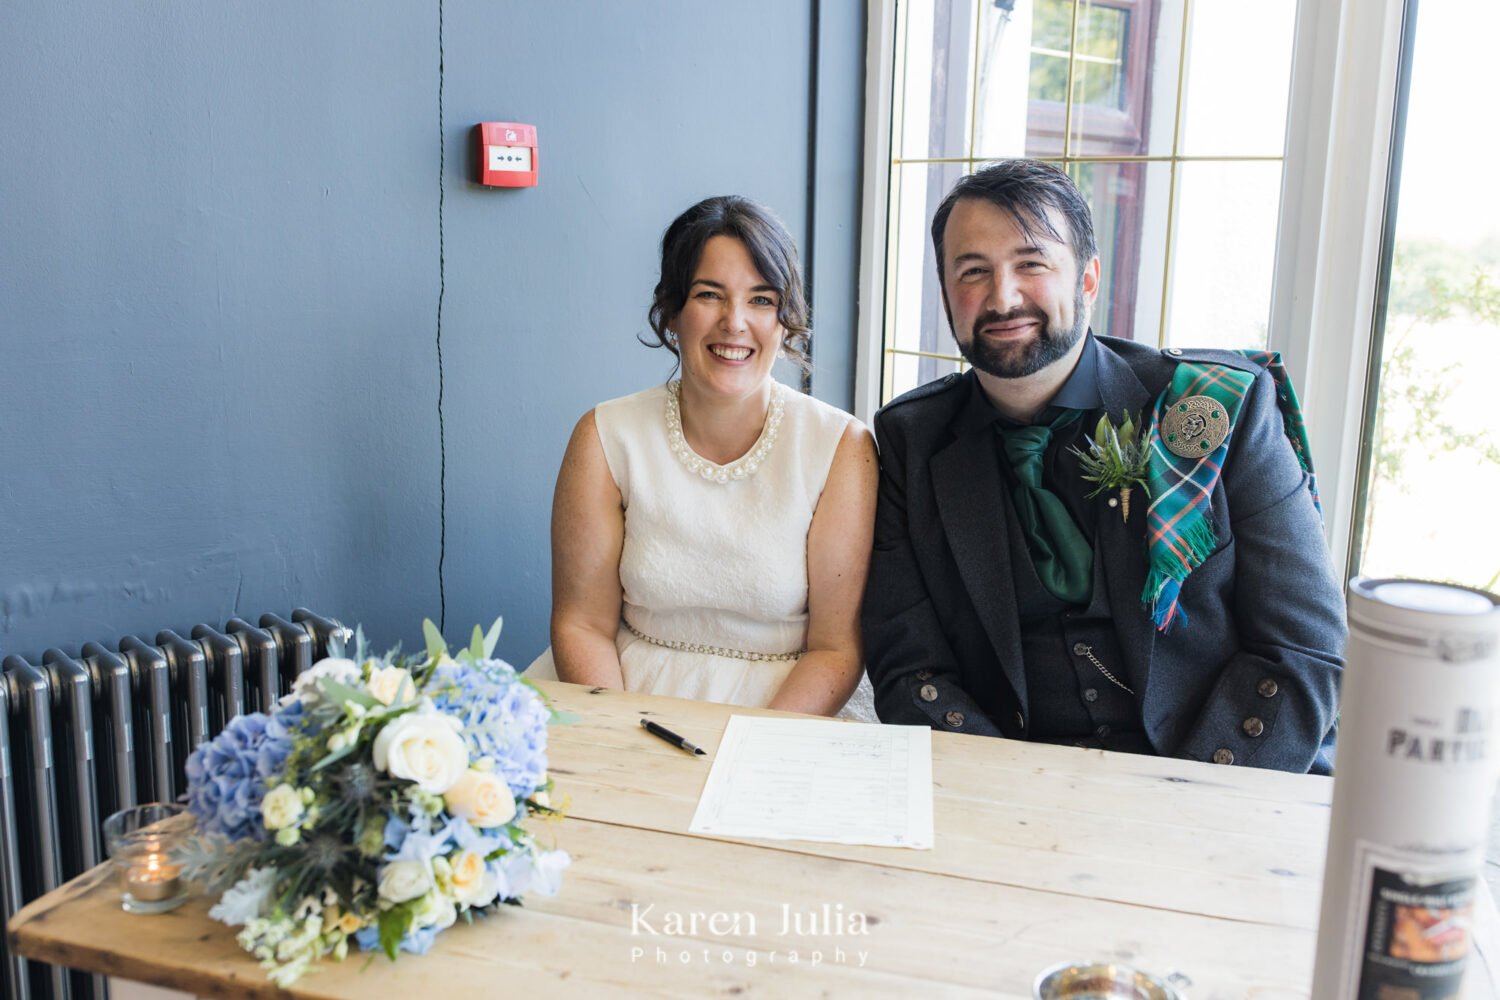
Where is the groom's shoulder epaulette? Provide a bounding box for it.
[1159,346,1266,376]
[878,372,962,414]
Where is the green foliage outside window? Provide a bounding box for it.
[1029,0,1129,109]
[1364,239,1500,590]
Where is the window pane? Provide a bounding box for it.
[1354,2,1500,591]
[971,0,1037,159]
[1178,1,1296,156]
[1033,2,1128,110]
[884,161,968,397]
[974,0,1188,161]
[1065,158,1169,344]
[885,0,1295,405]
[1164,160,1281,350]
[1065,0,1184,158]
[894,0,977,160]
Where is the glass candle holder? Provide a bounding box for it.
[1033,962,1185,1000]
[102,803,193,914]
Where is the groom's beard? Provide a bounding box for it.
[952,282,1088,380]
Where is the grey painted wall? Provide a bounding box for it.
[0,1,866,665]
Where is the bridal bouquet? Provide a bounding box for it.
[180,619,569,986]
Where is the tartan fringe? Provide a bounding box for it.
[1141,517,1219,631]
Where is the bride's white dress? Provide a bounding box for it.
[528,379,877,721]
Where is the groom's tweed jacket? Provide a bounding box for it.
[861,336,1346,774]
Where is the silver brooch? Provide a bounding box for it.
[1161,395,1229,458]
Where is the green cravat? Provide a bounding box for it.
[998,411,1093,604]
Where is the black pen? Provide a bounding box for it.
[639,717,706,756]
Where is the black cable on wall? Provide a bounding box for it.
[435,0,448,632]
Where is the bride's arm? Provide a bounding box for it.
[768,421,879,716]
[550,409,627,688]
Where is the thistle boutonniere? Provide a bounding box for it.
[1070,411,1151,521]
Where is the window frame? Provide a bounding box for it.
[855,0,1411,571]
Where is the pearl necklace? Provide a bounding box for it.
[665,379,784,484]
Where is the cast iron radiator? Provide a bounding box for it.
[0,608,351,1000]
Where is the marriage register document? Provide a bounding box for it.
[688,716,934,849]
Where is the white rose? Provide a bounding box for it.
[377,860,433,904]
[447,850,500,908]
[368,665,413,706]
[443,768,517,828]
[372,705,468,794]
[261,784,305,831]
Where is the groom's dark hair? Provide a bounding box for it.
[645,195,812,373]
[931,159,1098,281]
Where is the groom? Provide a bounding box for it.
[861,160,1345,773]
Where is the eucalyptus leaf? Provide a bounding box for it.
[482,617,503,659]
[311,740,359,773]
[319,677,377,710]
[422,619,448,662]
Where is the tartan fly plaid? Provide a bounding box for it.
[1142,351,1319,632]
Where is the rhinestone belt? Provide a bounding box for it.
[622,621,803,662]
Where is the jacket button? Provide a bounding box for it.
[1167,347,1184,356]
[1072,642,1090,656]
[919,684,939,702]
[1243,717,1265,738]
[1095,724,1111,738]
[1083,688,1099,703]
[944,711,965,728]
[1212,748,1235,765]
[1257,678,1279,698]
[915,669,933,681]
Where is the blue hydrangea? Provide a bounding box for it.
[425,658,550,799]
[353,923,438,956]
[185,702,305,842]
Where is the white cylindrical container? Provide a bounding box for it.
[1313,577,1500,999]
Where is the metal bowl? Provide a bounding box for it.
[1033,961,1184,1000]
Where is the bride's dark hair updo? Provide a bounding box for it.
[645,195,812,373]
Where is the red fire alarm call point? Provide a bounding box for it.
[478,122,538,188]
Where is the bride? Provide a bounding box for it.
[528,195,877,719]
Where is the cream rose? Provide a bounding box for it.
[377,860,433,904]
[372,705,468,794]
[261,784,305,831]
[443,768,517,828]
[447,850,501,908]
[367,665,413,707]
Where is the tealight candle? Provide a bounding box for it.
[122,848,183,903]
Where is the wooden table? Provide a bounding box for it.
[5,681,1493,998]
